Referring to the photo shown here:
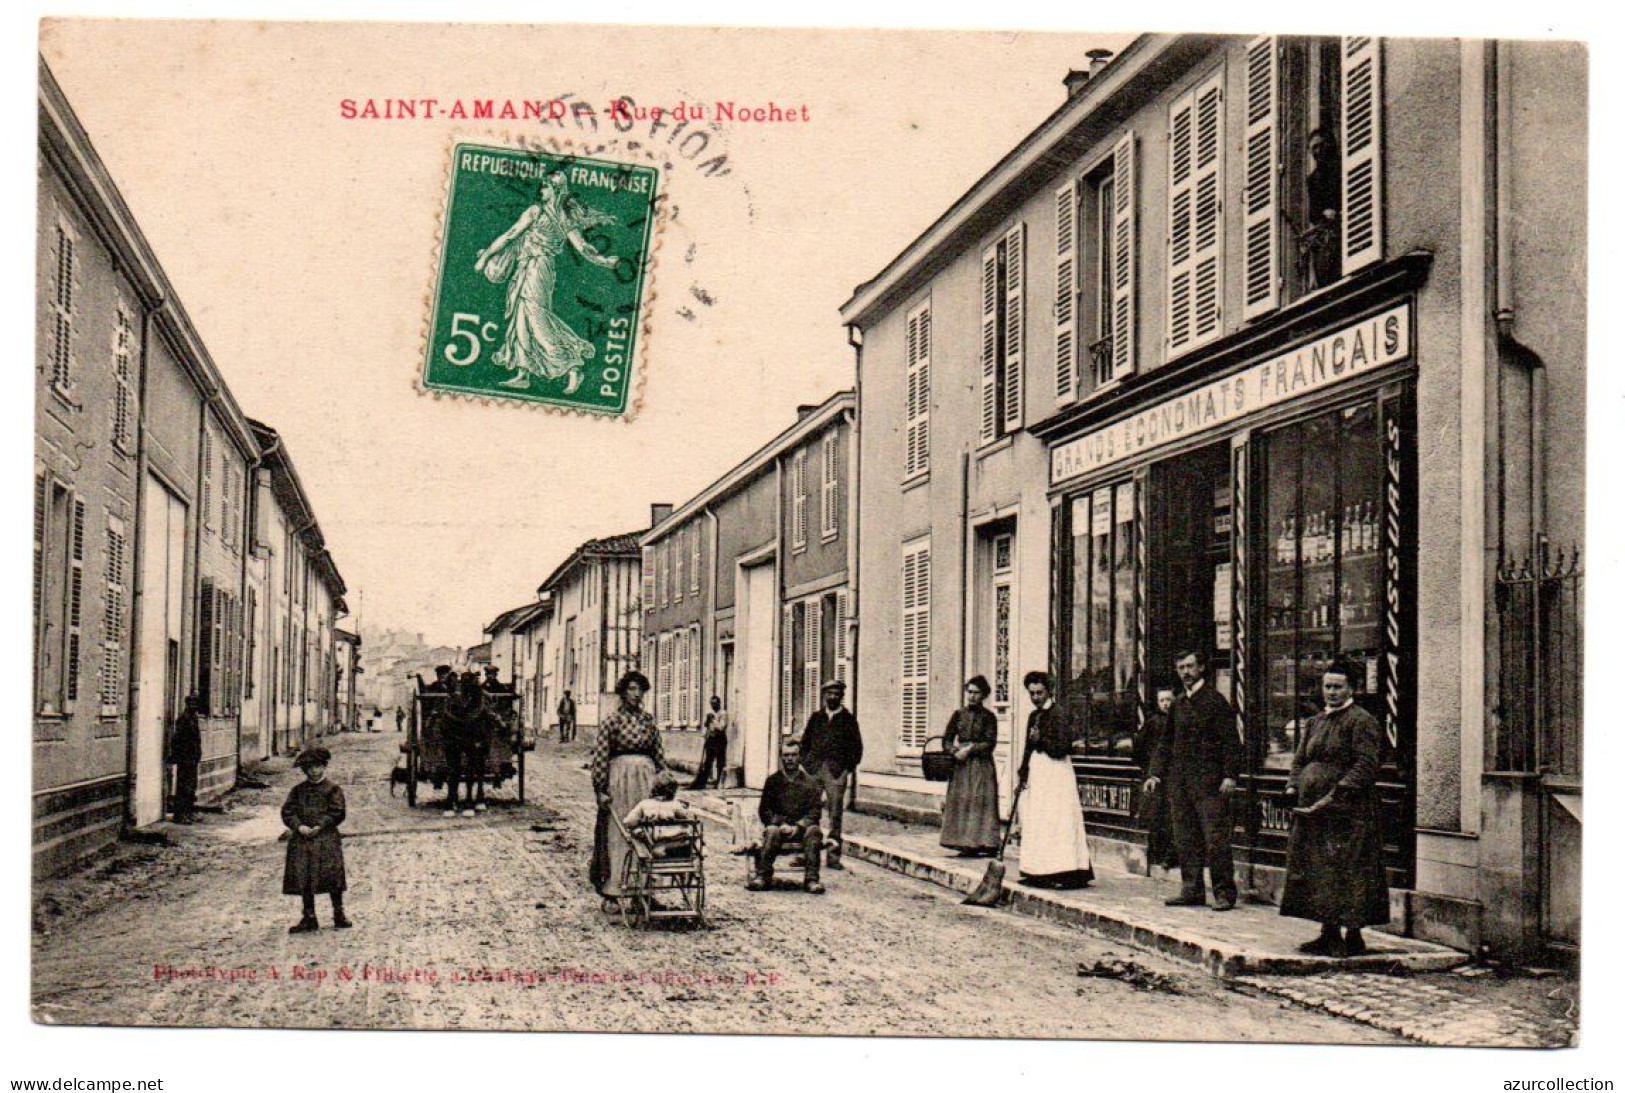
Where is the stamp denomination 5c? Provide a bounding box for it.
[422,142,660,416]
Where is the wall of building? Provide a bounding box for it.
[713,472,777,613]
[33,159,141,872]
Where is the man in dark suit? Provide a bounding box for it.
[748,737,825,894]
[798,679,862,870]
[1145,650,1243,911]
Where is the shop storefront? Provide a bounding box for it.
[1045,297,1419,893]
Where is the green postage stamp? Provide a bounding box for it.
[422,142,660,416]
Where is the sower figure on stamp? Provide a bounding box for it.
[799,679,862,870]
[748,737,825,894]
[1280,659,1390,958]
[283,747,349,933]
[1145,650,1243,911]
[169,693,202,825]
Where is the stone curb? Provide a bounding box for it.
[840,833,1467,981]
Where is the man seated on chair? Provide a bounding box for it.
[748,736,826,895]
[622,770,698,859]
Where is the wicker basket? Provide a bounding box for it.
[920,736,955,782]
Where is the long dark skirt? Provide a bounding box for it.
[589,754,657,898]
[940,755,999,851]
[1280,802,1389,927]
[283,830,346,895]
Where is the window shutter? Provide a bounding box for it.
[834,589,850,687]
[51,225,75,390]
[821,433,839,538]
[113,305,136,452]
[214,587,227,713]
[657,631,672,726]
[201,429,214,531]
[979,244,999,444]
[781,602,796,733]
[792,451,808,547]
[1167,72,1224,356]
[690,524,701,593]
[904,303,931,477]
[805,601,822,723]
[101,520,127,715]
[65,499,85,705]
[1242,37,1280,320]
[1002,224,1026,432]
[674,530,685,603]
[1110,132,1139,379]
[641,547,654,609]
[674,629,687,725]
[900,541,931,753]
[690,625,703,723]
[1054,179,1079,403]
[33,474,46,626]
[197,579,215,715]
[1341,36,1384,273]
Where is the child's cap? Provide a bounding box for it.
[294,747,332,770]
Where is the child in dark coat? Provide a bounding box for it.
[282,747,350,933]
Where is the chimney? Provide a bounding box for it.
[1063,69,1091,97]
[795,403,819,420]
[1087,48,1114,76]
[650,502,674,527]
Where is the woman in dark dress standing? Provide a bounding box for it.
[589,670,667,899]
[940,676,1000,856]
[1280,659,1389,957]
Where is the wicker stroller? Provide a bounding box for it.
[608,814,707,928]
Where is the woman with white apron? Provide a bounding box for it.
[1016,671,1094,890]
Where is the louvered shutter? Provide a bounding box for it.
[1167,72,1225,356]
[1110,132,1139,378]
[51,226,75,390]
[113,306,135,451]
[197,579,215,715]
[1242,38,1280,319]
[1054,180,1079,403]
[1002,224,1025,431]
[834,589,850,687]
[900,542,931,752]
[641,547,654,609]
[781,603,796,733]
[690,524,701,593]
[657,631,672,726]
[33,474,46,626]
[821,434,838,538]
[1341,36,1384,273]
[66,499,85,705]
[978,244,999,444]
[792,451,808,548]
[674,629,687,726]
[101,520,127,715]
[805,601,822,723]
[904,304,931,478]
[201,429,214,531]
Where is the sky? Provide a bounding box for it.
[39,19,1136,646]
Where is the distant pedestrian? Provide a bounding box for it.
[748,737,825,894]
[1134,686,1179,870]
[799,679,862,869]
[1145,650,1241,911]
[1280,660,1389,958]
[690,696,730,789]
[940,676,999,856]
[395,706,405,733]
[170,694,202,825]
[282,747,350,933]
[557,691,577,744]
[1016,672,1093,889]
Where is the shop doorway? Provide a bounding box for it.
[971,521,1019,814]
[134,475,187,828]
[1147,442,1233,702]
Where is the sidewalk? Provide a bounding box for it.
[680,786,1577,1046]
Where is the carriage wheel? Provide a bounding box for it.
[405,751,418,807]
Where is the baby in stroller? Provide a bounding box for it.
[622,771,698,859]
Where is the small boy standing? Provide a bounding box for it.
[282,747,351,933]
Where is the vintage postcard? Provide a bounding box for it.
[29,16,1586,1057]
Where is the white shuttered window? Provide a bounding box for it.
[1167,69,1226,357]
[791,449,808,549]
[1108,132,1139,379]
[903,302,931,478]
[1054,179,1079,403]
[900,541,931,753]
[820,433,839,540]
[1340,37,1384,273]
[979,224,1026,444]
[1242,37,1281,319]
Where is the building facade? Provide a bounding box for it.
[35,61,350,874]
[641,392,857,788]
[844,36,1584,960]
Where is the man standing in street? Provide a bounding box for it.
[1145,651,1243,911]
[557,690,577,744]
[690,695,730,789]
[170,693,202,825]
[748,737,825,894]
[798,679,862,870]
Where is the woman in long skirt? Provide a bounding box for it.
[1280,659,1389,957]
[940,676,1000,856]
[1016,671,1093,889]
[589,670,667,898]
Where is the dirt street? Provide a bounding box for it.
[32,731,1398,1042]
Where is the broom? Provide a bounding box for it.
[962,770,1028,906]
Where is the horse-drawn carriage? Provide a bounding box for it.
[393,674,533,806]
